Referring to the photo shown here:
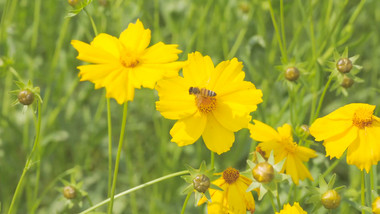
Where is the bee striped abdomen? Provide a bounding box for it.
[189,87,216,97]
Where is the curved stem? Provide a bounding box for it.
[80,170,189,214]
[180,192,192,214]
[313,75,333,122]
[8,101,42,214]
[107,103,128,214]
[106,98,112,197]
[361,170,365,214]
[83,8,98,36]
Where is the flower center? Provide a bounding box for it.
[120,49,139,68]
[195,96,216,113]
[223,167,239,184]
[352,107,373,129]
[282,137,297,154]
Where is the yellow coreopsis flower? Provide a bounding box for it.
[198,167,255,214]
[276,202,307,214]
[155,52,263,154]
[71,19,183,104]
[309,103,380,172]
[248,120,317,185]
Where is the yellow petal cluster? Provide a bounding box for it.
[198,167,255,214]
[71,19,184,104]
[275,202,307,214]
[249,120,316,185]
[156,52,263,154]
[310,103,380,172]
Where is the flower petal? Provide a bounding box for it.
[140,42,182,64]
[202,114,235,154]
[209,58,244,93]
[296,146,317,162]
[71,33,120,64]
[170,111,206,146]
[155,77,197,120]
[323,126,358,159]
[309,117,353,141]
[182,52,214,87]
[77,63,121,88]
[249,120,281,142]
[227,183,246,214]
[212,100,251,132]
[119,19,151,53]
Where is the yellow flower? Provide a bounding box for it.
[276,202,307,214]
[198,167,255,214]
[156,52,263,154]
[71,19,183,104]
[248,120,317,185]
[309,103,380,172]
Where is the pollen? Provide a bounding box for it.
[352,106,374,129]
[223,167,240,184]
[120,49,139,68]
[195,96,217,114]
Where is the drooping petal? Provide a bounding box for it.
[140,42,182,64]
[227,183,246,214]
[296,146,317,162]
[104,68,135,104]
[236,177,255,212]
[249,120,281,142]
[119,19,151,53]
[322,126,358,159]
[202,114,235,154]
[182,52,214,86]
[170,111,207,146]
[71,34,120,64]
[155,76,197,120]
[284,154,300,184]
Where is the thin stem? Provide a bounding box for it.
[107,98,112,197]
[107,103,128,214]
[83,8,98,36]
[313,75,333,122]
[320,158,342,182]
[80,170,189,214]
[276,182,281,211]
[8,101,42,214]
[268,0,287,63]
[180,192,192,214]
[280,0,287,58]
[210,151,215,169]
[268,192,278,212]
[361,171,365,214]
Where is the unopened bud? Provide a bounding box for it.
[252,162,274,184]
[63,186,76,199]
[321,190,341,209]
[336,58,353,73]
[193,174,210,193]
[18,90,34,105]
[341,75,354,88]
[285,67,300,81]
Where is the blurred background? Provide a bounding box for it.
[0,0,379,213]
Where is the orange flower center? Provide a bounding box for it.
[223,167,239,184]
[282,137,297,154]
[194,95,217,114]
[120,49,139,68]
[352,106,373,129]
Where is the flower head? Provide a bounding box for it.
[198,167,255,214]
[249,120,317,185]
[310,103,380,172]
[276,202,307,214]
[156,52,263,154]
[71,19,183,104]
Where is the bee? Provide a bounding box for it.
[189,87,216,97]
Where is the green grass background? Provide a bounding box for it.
[0,0,379,213]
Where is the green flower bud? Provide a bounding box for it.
[18,90,34,105]
[285,67,300,81]
[252,162,274,184]
[68,0,80,7]
[341,75,354,88]
[336,58,353,73]
[63,186,76,199]
[321,190,341,209]
[193,174,210,193]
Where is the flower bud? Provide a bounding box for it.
[300,124,310,136]
[63,186,76,199]
[321,190,341,209]
[341,75,354,88]
[68,0,80,7]
[372,197,380,214]
[285,67,300,81]
[252,162,274,184]
[18,90,34,105]
[336,58,352,73]
[193,174,210,193]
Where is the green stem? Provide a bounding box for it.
[31,0,41,51]
[107,98,112,197]
[313,75,333,122]
[276,182,281,211]
[210,151,215,169]
[268,192,278,212]
[280,0,287,58]
[83,8,98,36]
[80,170,189,214]
[268,0,287,63]
[180,192,192,214]
[319,158,342,183]
[8,101,42,214]
[361,170,365,214]
[107,103,128,214]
